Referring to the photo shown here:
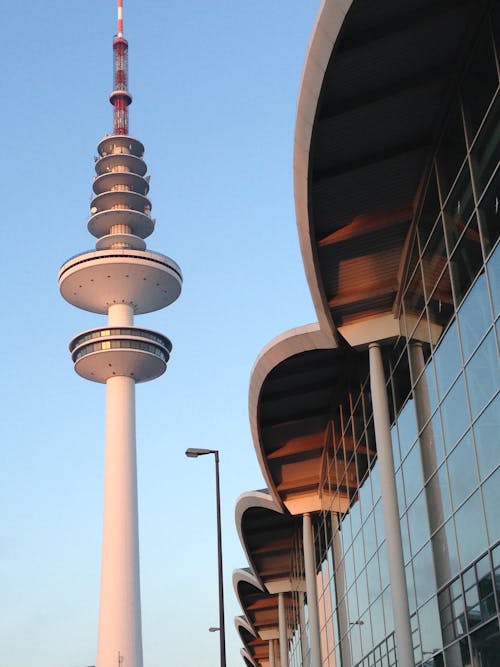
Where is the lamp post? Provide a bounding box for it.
[185,448,226,667]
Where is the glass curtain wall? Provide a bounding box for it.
[288,5,499,666]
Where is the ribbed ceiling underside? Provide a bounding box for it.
[242,505,301,585]
[258,348,369,506]
[309,0,480,327]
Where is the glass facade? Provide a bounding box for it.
[286,6,499,666]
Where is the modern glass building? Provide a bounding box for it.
[234,0,499,666]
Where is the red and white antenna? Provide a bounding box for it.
[110,0,132,135]
[117,0,124,36]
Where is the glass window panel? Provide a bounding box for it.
[454,490,488,568]
[482,466,500,546]
[403,263,426,330]
[407,491,430,556]
[462,22,498,143]
[434,322,462,398]
[458,272,493,361]
[473,393,500,480]
[447,432,479,509]
[426,463,452,533]
[363,513,377,562]
[440,375,470,452]
[396,469,406,516]
[351,500,362,539]
[418,166,441,243]
[397,399,418,460]
[366,553,381,604]
[413,542,436,607]
[466,331,499,418]
[400,513,411,565]
[450,216,484,307]
[486,241,500,317]
[419,595,443,657]
[370,593,385,646]
[432,518,460,587]
[357,570,369,614]
[379,543,390,591]
[353,531,365,578]
[414,361,440,433]
[443,164,475,252]
[373,499,384,548]
[470,618,500,667]
[345,546,355,585]
[405,562,416,612]
[472,92,499,195]
[391,424,401,469]
[478,165,500,260]
[420,411,445,481]
[402,442,424,506]
[437,104,467,201]
[371,464,381,504]
[444,638,471,667]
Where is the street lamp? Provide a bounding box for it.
[185,448,226,667]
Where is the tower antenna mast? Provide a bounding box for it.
[111,0,132,134]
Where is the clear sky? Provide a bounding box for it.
[0,2,319,666]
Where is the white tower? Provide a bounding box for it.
[59,3,182,666]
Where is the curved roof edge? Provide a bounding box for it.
[235,614,258,639]
[235,490,284,589]
[293,0,353,337]
[249,323,337,507]
[233,567,266,640]
[241,647,258,667]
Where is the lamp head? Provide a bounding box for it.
[185,447,216,458]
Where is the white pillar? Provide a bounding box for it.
[278,592,289,667]
[409,342,456,656]
[298,593,308,667]
[108,303,134,326]
[303,513,322,667]
[97,374,143,667]
[369,343,413,667]
[332,514,351,667]
[269,638,276,667]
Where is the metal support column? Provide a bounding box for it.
[278,592,289,667]
[303,512,322,667]
[369,342,413,667]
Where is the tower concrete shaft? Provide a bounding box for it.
[59,3,182,666]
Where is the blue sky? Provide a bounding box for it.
[0,2,319,666]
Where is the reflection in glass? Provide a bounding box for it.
[432,518,460,587]
[472,93,499,193]
[418,596,443,658]
[473,393,500,480]
[402,443,424,506]
[465,330,499,418]
[454,491,488,568]
[397,399,419,460]
[478,166,500,258]
[482,467,500,546]
[450,216,485,306]
[486,242,500,317]
[434,322,462,397]
[443,164,475,253]
[436,104,466,201]
[458,272,492,360]
[407,492,430,557]
[440,375,470,452]
[470,618,500,666]
[447,433,479,509]
[412,542,436,608]
[420,412,445,480]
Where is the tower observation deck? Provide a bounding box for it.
[58,3,182,666]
